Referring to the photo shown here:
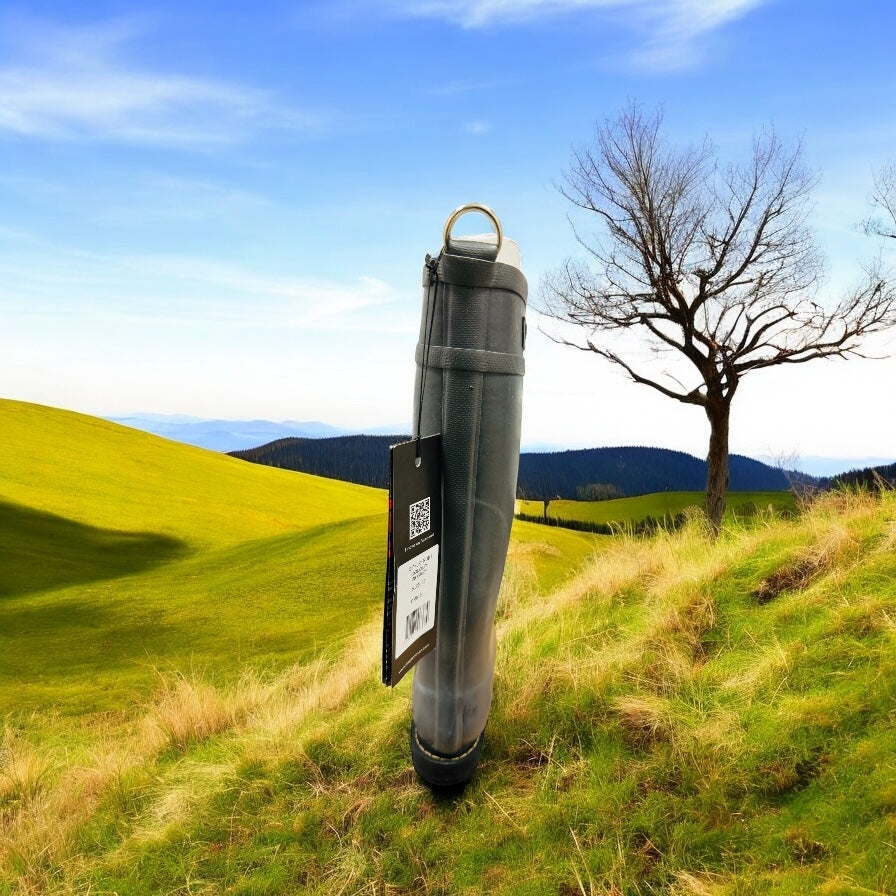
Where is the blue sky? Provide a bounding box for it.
[2,0,895,463]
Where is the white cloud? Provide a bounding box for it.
[463,120,492,135]
[0,17,320,145]
[0,236,417,423]
[120,256,403,330]
[387,0,771,70]
[390,0,604,26]
[424,76,521,96]
[0,238,409,333]
[627,0,768,69]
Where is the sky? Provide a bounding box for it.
[2,0,895,466]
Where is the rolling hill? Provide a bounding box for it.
[517,445,790,496]
[2,398,895,895]
[230,437,793,496]
[230,434,407,489]
[0,398,383,715]
[0,398,596,716]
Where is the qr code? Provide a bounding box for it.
[409,496,431,540]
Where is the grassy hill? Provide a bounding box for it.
[0,399,392,717]
[2,400,895,895]
[0,400,595,717]
[518,491,798,530]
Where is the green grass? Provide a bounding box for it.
[0,398,392,717]
[0,398,597,717]
[3,400,895,896]
[0,399,385,548]
[519,490,797,528]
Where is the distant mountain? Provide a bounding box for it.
[108,415,879,479]
[231,437,795,497]
[109,415,351,453]
[759,454,896,477]
[108,415,413,452]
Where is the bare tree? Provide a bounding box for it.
[540,105,896,534]
[863,161,896,240]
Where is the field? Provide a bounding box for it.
[1,399,384,717]
[518,490,797,529]
[0,399,597,721]
[2,399,896,895]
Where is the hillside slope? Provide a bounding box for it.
[0,395,595,699]
[2,398,894,896]
[0,399,388,715]
[1,399,384,549]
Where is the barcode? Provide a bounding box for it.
[405,601,431,641]
[409,496,431,540]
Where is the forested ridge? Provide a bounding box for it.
[517,445,789,497]
[829,460,896,490]
[230,435,405,490]
[230,437,795,497]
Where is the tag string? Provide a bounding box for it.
[415,254,441,462]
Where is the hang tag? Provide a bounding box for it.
[382,434,442,687]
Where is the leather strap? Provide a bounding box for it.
[421,254,528,302]
[415,343,525,376]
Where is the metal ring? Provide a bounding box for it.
[442,203,503,255]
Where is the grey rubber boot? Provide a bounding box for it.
[410,205,527,788]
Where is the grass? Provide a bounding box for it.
[0,398,397,718]
[518,491,797,529]
[0,400,598,720]
[2,400,895,895]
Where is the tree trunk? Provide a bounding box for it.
[705,397,731,536]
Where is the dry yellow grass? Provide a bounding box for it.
[670,869,727,895]
[0,730,51,808]
[496,514,746,726]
